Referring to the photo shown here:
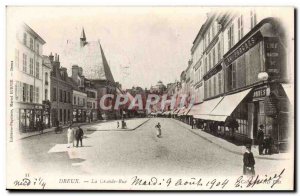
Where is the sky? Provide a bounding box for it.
[7,6,211,89]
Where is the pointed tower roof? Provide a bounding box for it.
[80,28,86,40]
[61,37,115,83]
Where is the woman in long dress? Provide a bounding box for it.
[67,125,74,148]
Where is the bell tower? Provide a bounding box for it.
[80,27,87,47]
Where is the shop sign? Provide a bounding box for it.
[264,37,281,79]
[253,87,267,100]
[224,31,263,66]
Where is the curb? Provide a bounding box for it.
[86,118,151,132]
[18,120,103,140]
[171,118,289,161]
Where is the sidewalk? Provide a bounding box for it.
[16,120,105,140]
[171,118,291,160]
[85,118,150,132]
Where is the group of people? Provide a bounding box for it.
[257,124,274,155]
[117,119,127,129]
[67,125,84,148]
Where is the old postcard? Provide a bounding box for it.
[6,6,295,191]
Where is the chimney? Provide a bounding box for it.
[72,65,79,82]
[78,67,83,76]
[49,52,54,62]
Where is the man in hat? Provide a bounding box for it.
[243,144,255,176]
[257,124,265,155]
[75,125,84,147]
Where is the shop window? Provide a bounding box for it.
[59,109,62,122]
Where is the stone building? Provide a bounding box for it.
[184,9,292,152]
[49,53,73,126]
[61,28,118,120]
[11,23,46,133]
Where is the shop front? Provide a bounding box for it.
[18,103,44,133]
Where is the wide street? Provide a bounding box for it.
[18,118,289,179]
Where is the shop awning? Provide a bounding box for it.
[281,83,294,104]
[188,97,223,119]
[209,88,252,122]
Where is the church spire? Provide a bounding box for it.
[80,27,87,47]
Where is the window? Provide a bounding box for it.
[67,92,70,103]
[22,83,27,102]
[204,82,208,99]
[212,48,216,67]
[45,89,48,100]
[250,10,257,29]
[36,62,40,78]
[83,98,85,107]
[36,87,39,103]
[59,89,62,102]
[29,85,33,103]
[213,76,217,96]
[74,96,76,105]
[29,58,33,75]
[64,91,66,103]
[68,110,70,121]
[78,97,79,105]
[53,87,57,101]
[208,79,211,98]
[232,62,237,89]
[217,42,221,62]
[204,58,208,73]
[228,24,234,49]
[36,43,40,55]
[218,73,222,94]
[212,24,215,38]
[207,30,210,45]
[15,81,19,101]
[60,109,62,122]
[23,33,27,45]
[45,72,48,84]
[238,15,244,41]
[22,53,27,72]
[208,53,212,70]
[30,38,33,49]
[15,49,19,68]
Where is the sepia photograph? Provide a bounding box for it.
[5,6,295,191]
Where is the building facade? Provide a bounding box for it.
[184,9,292,152]
[12,23,46,133]
[61,28,119,120]
[49,53,73,126]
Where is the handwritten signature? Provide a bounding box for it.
[14,174,46,189]
[235,169,285,188]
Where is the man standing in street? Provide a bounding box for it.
[257,124,265,155]
[75,125,84,147]
[243,144,255,176]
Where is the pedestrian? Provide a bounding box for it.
[243,144,255,176]
[257,124,265,155]
[75,125,84,147]
[155,122,162,138]
[192,119,196,129]
[67,125,74,148]
[117,121,119,128]
[264,135,274,155]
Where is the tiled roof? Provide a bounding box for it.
[61,40,115,83]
